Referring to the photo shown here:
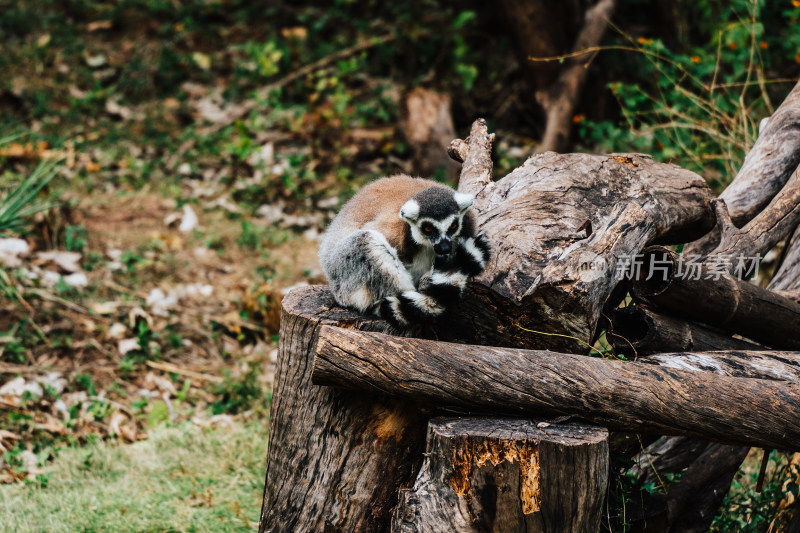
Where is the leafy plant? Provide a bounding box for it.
[0,140,60,235]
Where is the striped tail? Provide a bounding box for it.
[376,269,467,328]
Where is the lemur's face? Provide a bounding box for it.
[399,187,473,256]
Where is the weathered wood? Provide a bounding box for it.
[313,325,800,449]
[628,442,750,533]
[628,436,711,487]
[640,350,800,382]
[770,227,800,298]
[258,286,428,533]
[711,80,800,226]
[439,120,714,352]
[391,418,608,533]
[608,305,760,357]
[686,79,800,254]
[701,166,800,261]
[400,88,460,183]
[632,246,800,350]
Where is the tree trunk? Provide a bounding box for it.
[258,286,428,533]
[632,246,800,350]
[400,88,460,183]
[313,325,800,449]
[536,0,617,153]
[391,418,609,533]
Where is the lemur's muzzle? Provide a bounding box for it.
[434,239,452,255]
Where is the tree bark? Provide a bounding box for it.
[400,88,460,183]
[313,325,800,449]
[710,79,800,227]
[607,305,760,357]
[686,79,800,254]
[438,120,714,353]
[632,246,800,350]
[391,417,608,533]
[699,167,800,262]
[258,286,428,533]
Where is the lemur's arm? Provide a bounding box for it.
[418,230,490,310]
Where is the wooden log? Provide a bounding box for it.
[391,418,608,533]
[628,442,750,533]
[640,350,800,382]
[258,286,428,533]
[437,119,715,353]
[686,80,800,254]
[701,167,800,262]
[608,305,760,357]
[710,80,800,227]
[770,226,800,298]
[313,325,800,449]
[628,436,711,487]
[632,246,800,350]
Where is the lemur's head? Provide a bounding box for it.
[399,186,474,256]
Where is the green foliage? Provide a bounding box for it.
[0,141,60,235]
[209,365,262,415]
[64,225,88,253]
[580,0,800,188]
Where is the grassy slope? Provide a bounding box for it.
[0,418,267,532]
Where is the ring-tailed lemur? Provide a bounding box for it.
[319,175,490,327]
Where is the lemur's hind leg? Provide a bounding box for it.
[325,229,416,314]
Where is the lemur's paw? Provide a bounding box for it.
[452,233,490,277]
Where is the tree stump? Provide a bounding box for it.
[258,285,429,533]
[391,418,609,533]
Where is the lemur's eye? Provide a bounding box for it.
[423,226,433,233]
[449,221,458,231]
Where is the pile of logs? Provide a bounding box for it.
[258,80,800,532]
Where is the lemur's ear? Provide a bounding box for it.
[399,199,420,222]
[454,192,474,213]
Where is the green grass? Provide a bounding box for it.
[0,419,267,532]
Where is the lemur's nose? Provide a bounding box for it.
[434,239,452,255]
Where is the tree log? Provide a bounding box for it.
[770,226,800,298]
[639,350,800,382]
[391,418,608,532]
[686,79,800,254]
[608,305,760,357]
[700,166,800,262]
[632,246,800,349]
[710,80,800,227]
[313,325,800,449]
[627,443,750,533]
[628,436,711,487]
[436,119,714,353]
[258,286,428,533]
